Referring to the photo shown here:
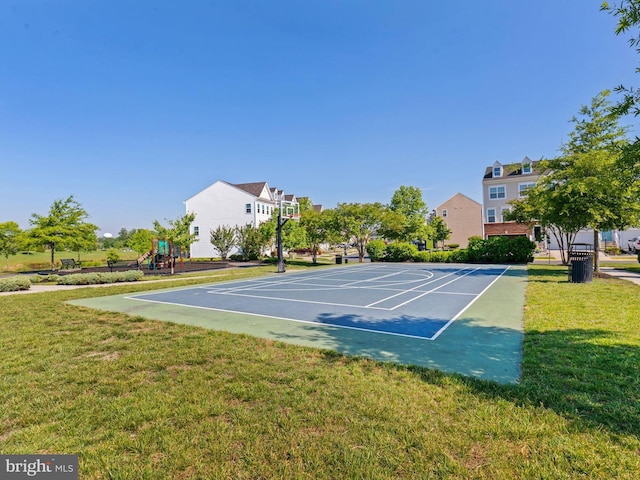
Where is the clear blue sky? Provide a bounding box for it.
[1,0,637,235]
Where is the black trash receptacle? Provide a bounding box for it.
[335,254,343,265]
[568,251,593,283]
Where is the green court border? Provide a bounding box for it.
[68,264,526,384]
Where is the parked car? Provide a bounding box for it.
[628,237,640,253]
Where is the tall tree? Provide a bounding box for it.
[28,196,98,269]
[384,186,430,242]
[300,209,331,264]
[333,203,386,262]
[0,221,22,270]
[508,91,629,268]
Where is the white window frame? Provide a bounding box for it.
[489,185,506,200]
[442,209,448,218]
[518,182,535,197]
[522,163,532,174]
[493,166,502,178]
[245,203,252,214]
[193,226,199,237]
[487,208,496,223]
[501,207,510,222]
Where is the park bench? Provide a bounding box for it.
[60,258,81,269]
[107,259,140,272]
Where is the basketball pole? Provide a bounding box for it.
[276,197,290,274]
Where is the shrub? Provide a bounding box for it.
[229,254,244,261]
[106,249,120,264]
[366,239,386,262]
[0,276,31,292]
[466,236,534,264]
[56,270,143,285]
[605,246,621,256]
[445,244,460,250]
[384,242,418,262]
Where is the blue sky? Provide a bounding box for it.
[1,1,637,235]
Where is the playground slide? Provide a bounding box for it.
[137,250,152,264]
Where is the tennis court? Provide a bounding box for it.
[70,263,526,383]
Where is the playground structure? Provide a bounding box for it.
[147,238,183,271]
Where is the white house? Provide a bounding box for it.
[185,180,299,258]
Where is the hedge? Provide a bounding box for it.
[0,276,31,292]
[56,270,144,285]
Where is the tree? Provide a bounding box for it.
[234,224,266,261]
[28,196,98,269]
[508,91,630,268]
[300,209,331,264]
[333,203,386,262]
[0,221,22,270]
[601,1,640,116]
[383,186,430,242]
[209,225,236,260]
[153,213,197,274]
[130,229,154,257]
[429,216,452,249]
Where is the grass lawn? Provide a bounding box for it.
[1,264,639,478]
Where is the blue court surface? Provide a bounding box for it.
[127,264,510,341]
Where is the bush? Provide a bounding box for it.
[366,239,386,262]
[605,246,621,256]
[467,236,534,264]
[229,254,244,261]
[56,270,144,285]
[383,242,418,262]
[0,276,31,292]
[445,244,460,250]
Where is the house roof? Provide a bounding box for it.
[233,182,270,198]
[483,157,543,180]
[437,192,481,209]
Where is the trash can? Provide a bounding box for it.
[568,245,593,283]
[335,254,343,265]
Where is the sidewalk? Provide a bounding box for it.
[599,267,640,286]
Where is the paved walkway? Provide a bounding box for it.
[599,267,640,286]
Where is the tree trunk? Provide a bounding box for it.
[50,244,55,270]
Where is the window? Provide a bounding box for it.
[442,209,447,218]
[518,182,535,197]
[193,226,199,236]
[522,163,531,174]
[245,203,252,214]
[487,208,496,223]
[489,185,506,199]
[493,166,502,177]
[501,207,510,222]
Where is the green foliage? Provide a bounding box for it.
[428,216,451,249]
[0,276,31,292]
[300,209,333,264]
[234,224,265,261]
[365,239,386,262]
[382,186,430,242]
[383,242,418,262]
[0,221,22,269]
[130,229,154,256]
[333,202,387,262]
[467,236,535,264]
[27,195,98,269]
[209,225,236,261]
[56,270,144,285]
[106,249,120,263]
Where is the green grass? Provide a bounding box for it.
[1,265,639,478]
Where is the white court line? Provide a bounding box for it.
[390,267,482,310]
[430,266,511,340]
[126,296,438,341]
[366,267,473,307]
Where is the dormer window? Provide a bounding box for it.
[493,165,502,178]
[522,163,531,174]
